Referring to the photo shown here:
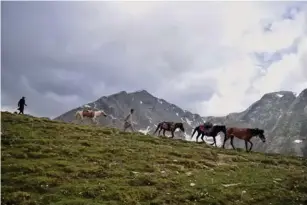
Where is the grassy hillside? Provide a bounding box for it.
[1,112,307,205]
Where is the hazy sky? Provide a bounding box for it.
[2,1,307,118]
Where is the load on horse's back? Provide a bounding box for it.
[75,109,108,125]
[82,110,95,118]
[191,121,213,142]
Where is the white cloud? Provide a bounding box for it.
[2,2,307,118]
[183,2,307,116]
[1,105,18,113]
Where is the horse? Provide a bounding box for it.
[222,127,265,152]
[191,122,213,142]
[201,125,227,147]
[153,121,185,138]
[75,109,107,125]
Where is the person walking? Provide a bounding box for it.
[123,109,135,132]
[17,96,27,114]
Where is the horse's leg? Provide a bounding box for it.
[230,135,236,149]
[248,140,253,152]
[95,118,99,125]
[200,133,205,142]
[213,136,217,147]
[80,115,84,124]
[91,117,97,125]
[171,130,174,138]
[196,133,201,142]
[74,113,79,123]
[244,140,248,152]
[153,124,160,135]
[222,135,229,149]
[158,128,162,136]
[163,129,166,137]
[93,117,97,125]
[191,128,197,139]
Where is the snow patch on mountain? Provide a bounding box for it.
[185,118,192,126]
[139,126,151,135]
[276,94,284,98]
[294,139,303,144]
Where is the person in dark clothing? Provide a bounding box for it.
[17,96,27,114]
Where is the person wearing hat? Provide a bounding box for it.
[123,108,135,132]
[17,96,27,114]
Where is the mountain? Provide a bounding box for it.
[54,89,307,157]
[54,90,205,140]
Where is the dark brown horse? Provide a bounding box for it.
[191,122,213,142]
[202,125,227,147]
[222,127,266,152]
[153,121,185,138]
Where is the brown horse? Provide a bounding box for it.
[222,127,266,152]
[153,121,185,138]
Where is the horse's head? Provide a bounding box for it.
[98,110,107,117]
[175,122,185,132]
[251,128,266,143]
[213,125,227,135]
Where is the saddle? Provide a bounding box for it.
[200,122,213,132]
[199,125,206,132]
[83,110,94,118]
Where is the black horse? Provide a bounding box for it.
[153,121,185,138]
[201,125,227,147]
[191,122,213,142]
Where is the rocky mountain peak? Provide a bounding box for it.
[129,90,156,102]
[109,91,128,98]
[297,88,307,98]
[133,89,151,95]
[260,91,296,101]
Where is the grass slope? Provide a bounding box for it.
[1,112,307,205]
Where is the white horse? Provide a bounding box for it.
[75,110,107,125]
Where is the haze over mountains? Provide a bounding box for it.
[55,88,307,157]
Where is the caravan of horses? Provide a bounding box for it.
[75,108,266,153]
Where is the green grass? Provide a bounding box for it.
[1,112,307,205]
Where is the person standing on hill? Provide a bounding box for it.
[123,109,135,132]
[17,96,27,114]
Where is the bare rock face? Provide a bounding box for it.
[55,89,307,157]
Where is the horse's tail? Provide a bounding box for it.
[222,125,227,136]
[75,110,81,119]
[153,122,162,135]
[191,126,198,139]
[219,125,228,144]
